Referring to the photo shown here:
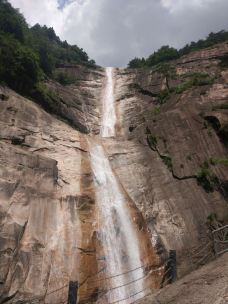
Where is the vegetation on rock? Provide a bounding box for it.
[157,73,214,104]
[161,155,173,172]
[219,54,228,67]
[154,63,177,80]
[209,157,228,166]
[204,115,228,147]
[0,0,95,95]
[147,134,158,150]
[196,162,220,192]
[54,71,77,86]
[128,30,228,68]
[128,46,179,68]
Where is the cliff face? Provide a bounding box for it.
[0,43,228,303]
[41,65,105,134]
[112,42,228,275]
[0,72,163,304]
[136,252,228,304]
[0,85,85,303]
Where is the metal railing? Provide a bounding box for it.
[78,263,164,304]
[212,224,228,256]
[5,226,228,304]
[15,263,163,304]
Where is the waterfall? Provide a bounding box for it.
[101,67,116,137]
[88,67,145,303]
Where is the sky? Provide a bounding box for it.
[9,0,228,67]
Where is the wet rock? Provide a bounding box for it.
[136,252,228,304]
[113,42,228,277]
[1,42,228,303]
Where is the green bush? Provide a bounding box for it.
[0,33,41,93]
[192,73,214,86]
[30,83,60,113]
[158,89,172,104]
[219,55,228,67]
[146,46,179,67]
[155,62,177,79]
[147,134,157,150]
[128,57,146,68]
[54,71,76,86]
[175,73,213,94]
[210,157,228,166]
[175,80,194,94]
[161,155,173,171]
[128,30,228,69]
[0,0,27,43]
[156,73,214,104]
[197,164,220,192]
[0,0,95,96]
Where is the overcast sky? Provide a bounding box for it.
[9,0,228,67]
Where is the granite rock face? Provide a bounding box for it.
[136,252,228,304]
[41,65,105,134]
[113,43,228,275]
[0,43,228,303]
[0,83,162,304]
[0,86,85,303]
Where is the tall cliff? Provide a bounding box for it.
[0,42,228,304]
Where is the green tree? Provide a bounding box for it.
[0,33,41,93]
[128,57,145,68]
[38,43,55,76]
[146,46,179,67]
[0,0,27,42]
[0,0,95,96]
[128,30,228,68]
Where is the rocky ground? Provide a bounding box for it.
[137,252,228,304]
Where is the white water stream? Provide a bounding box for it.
[101,67,116,137]
[89,67,145,303]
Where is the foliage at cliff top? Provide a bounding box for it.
[128,30,228,68]
[0,0,95,94]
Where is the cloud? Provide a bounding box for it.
[9,0,103,57]
[10,0,63,32]
[57,0,85,10]
[160,0,217,12]
[9,0,228,67]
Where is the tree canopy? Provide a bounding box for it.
[0,0,95,94]
[128,30,228,69]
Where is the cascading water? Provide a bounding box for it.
[89,67,145,303]
[101,67,116,137]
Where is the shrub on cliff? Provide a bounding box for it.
[0,0,27,43]
[128,57,146,68]
[179,30,228,56]
[197,163,220,192]
[0,0,95,95]
[161,155,173,172]
[128,30,228,69]
[0,33,41,93]
[128,46,179,68]
[220,55,228,67]
[29,23,91,74]
[157,73,214,104]
[146,46,179,67]
[54,71,76,86]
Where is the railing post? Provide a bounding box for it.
[68,281,78,304]
[169,250,177,283]
[160,249,177,288]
